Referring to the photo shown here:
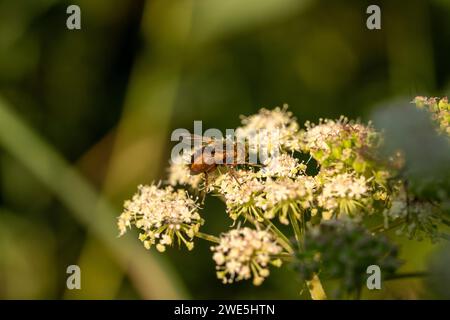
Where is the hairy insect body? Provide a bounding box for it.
[189,142,246,176]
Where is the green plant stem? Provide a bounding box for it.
[245,207,327,299]
[264,220,294,254]
[288,209,302,249]
[246,209,294,254]
[196,232,220,244]
[272,253,294,262]
[370,218,405,234]
[307,274,327,300]
[261,217,294,254]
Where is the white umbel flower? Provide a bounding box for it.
[321,173,368,199]
[118,183,203,251]
[260,154,305,178]
[256,176,317,223]
[317,173,369,218]
[215,170,265,220]
[211,227,283,285]
[302,117,376,162]
[303,118,345,153]
[236,105,300,155]
[167,152,203,189]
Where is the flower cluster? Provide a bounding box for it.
[414,96,450,136]
[384,191,445,242]
[255,176,317,224]
[294,220,402,298]
[260,154,306,178]
[214,169,265,221]
[316,173,369,219]
[118,184,203,252]
[118,98,449,295]
[213,169,316,224]
[301,116,397,219]
[167,151,203,189]
[211,227,283,285]
[236,105,300,156]
[301,117,381,175]
[378,96,450,242]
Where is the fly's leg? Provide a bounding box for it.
[228,166,242,186]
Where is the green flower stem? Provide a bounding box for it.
[245,209,294,254]
[287,206,327,300]
[288,209,302,248]
[266,221,293,254]
[307,274,327,300]
[196,232,220,244]
[253,209,326,300]
[258,217,293,254]
[246,207,327,299]
[370,218,406,234]
[272,253,294,262]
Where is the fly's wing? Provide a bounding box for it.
[178,133,215,154]
[190,144,215,161]
[234,142,247,164]
[220,141,246,165]
[178,133,215,145]
[191,146,205,164]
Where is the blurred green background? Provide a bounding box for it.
[0,0,449,299]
